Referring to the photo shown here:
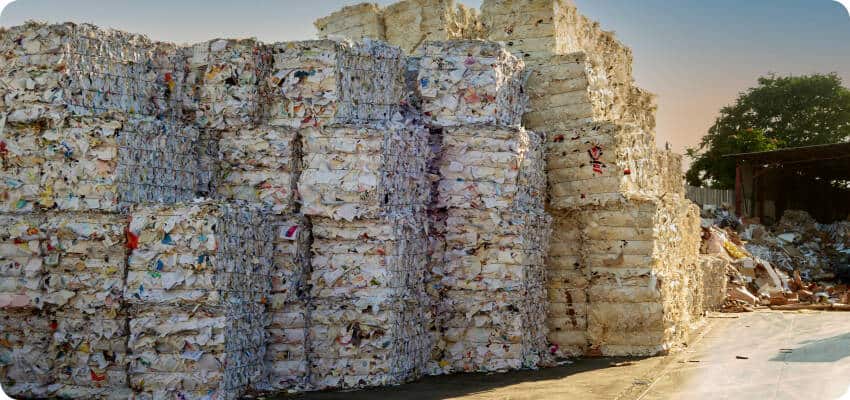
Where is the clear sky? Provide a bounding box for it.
[2,0,849,157]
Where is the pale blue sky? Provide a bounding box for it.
[2,0,849,155]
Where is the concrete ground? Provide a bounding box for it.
[277,311,850,400]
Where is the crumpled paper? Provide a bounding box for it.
[417,40,527,127]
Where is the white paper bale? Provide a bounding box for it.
[308,295,429,390]
[0,214,46,309]
[309,214,428,298]
[124,201,274,400]
[266,40,405,129]
[0,22,191,121]
[546,122,660,210]
[299,121,429,221]
[417,40,527,127]
[314,3,386,42]
[0,309,53,398]
[0,115,200,213]
[217,126,300,213]
[436,125,545,211]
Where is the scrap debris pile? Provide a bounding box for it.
[699,207,850,312]
[0,0,712,398]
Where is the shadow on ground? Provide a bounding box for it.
[269,357,650,400]
[770,332,850,363]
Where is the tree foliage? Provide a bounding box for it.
[686,73,850,188]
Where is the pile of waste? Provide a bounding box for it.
[699,207,850,312]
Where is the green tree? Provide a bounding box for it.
[686,73,850,188]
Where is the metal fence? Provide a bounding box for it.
[686,186,735,207]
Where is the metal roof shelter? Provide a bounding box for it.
[726,143,850,224]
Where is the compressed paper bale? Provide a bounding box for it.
[262,301,309,392]
[0,214,46,309]
[308,294,430,390]
[217,126,300,213]
[314,3,386,41]
[41,212,126,314]
[269,214,311,304]
[124,201,273,307]
[189,38,268,131]
[481,0,573,62]
[416,40,527,127]
[48,314,131,399]
[439,209,549,290]
[434,209,550,373]
[435,288,548,373]
[308,214,428,299]
[127,306,267,400]
[546,122,660,210]
[125,202,273,399]
[699,256,730,311]
[299,121,429,221]
[0,309,53,397]
[586,302,664,348]
[0,115,200,213]
[0,23,191,122]
[524,53,657,133]
[266,40,405,128]
[383,0,484,54]
[436,126,545,211]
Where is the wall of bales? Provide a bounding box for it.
[0,0,716,396]
[315,0,484,54]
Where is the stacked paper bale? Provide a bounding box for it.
[307,214,430,389]
[188,39,270,196]
[416,40,527,128]
[289,40,429,387]
[265,40,405,129]
[0,22,200,398]
[124,201,273,400]
[216,125,299,214]
[458,0,704,357]
[0,215,52,398]
[383,0,484,54]
[43,213,131,399]
[540,94,700,357]
[419,41,550,373]
[300,115,431,389]
[261,215,312,392]
[0,24,200,213]
[314,3,386,42]
[315,1,485,55]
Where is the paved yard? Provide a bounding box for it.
[276,311,850,400]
